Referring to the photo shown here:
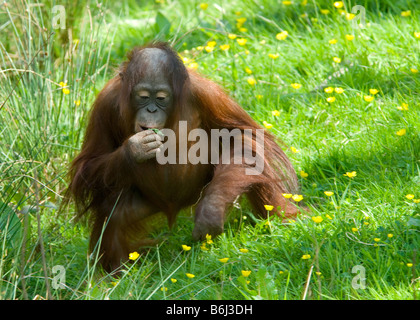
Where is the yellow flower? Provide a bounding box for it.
[406,263,413,267]
[320,9,330,15]
[369,88,379,95]
[236,17,247,25]
[374,238,380,242]
[239,248,249,253]
[247,77,257,86]
[334,1,344,8]
[335,87,344,94]
[329,39,338,44]
[239,27,248,33]
[263,121,273,129]
[292,194,303,202]
[346,13,356,20]
[199,3,208,10]
[290,146,300,153]
[264,204,274,211]
[282,193,292,198]
[161,286,168,292]
[200,243,208,251]
[324,87,334,93]
[74,99,81,106]
[186,273,195,278]
[241,270,252,277]
[413,199,420,203]
[256,94,263,99]
[396,129,406,136]
[387,234,393,238]
[364,221,370,226]
[205,233,213,244]
[300,170,308,178]
[205,46,214,53]
[182,244,192,251]
[301,254,311,260]
[315,271,322,276]
[128,251,140,260]
[352,227,358,232]
[207,41,216,47]
[291,83,302,89]
[397,103,408,111]
[401,10,411,17]
[333,57,341,63]
[268,53,280,59]
[410,68,418,73]
[62,88,70,95]
[171,278,177,283]
[196,46,204,51]
[326,214,333,220]
[327,96,336,103]
[414,32,420,39]
[228,33,237,40]
[364,95,374,102]
[405,194,415,200]
[276,31,289,40]
[236,38,247,46]
[245,67,253,74]
[343,171,357,178]
[218,258,229,263]
[220,44,230,51]
[312,216,323,223]
[59,81,67,87]
[324,191,334,197]
[282,1,292,5]
[272,110,280,116]
[345,34,355,41]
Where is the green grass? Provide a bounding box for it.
[0,0,419,300]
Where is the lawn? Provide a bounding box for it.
[0,0,419,300]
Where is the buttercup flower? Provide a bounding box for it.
[292,194,303,202]
[413,199,420,203]
[335,87,344,94]
[329,39,338,44]
[324,87,334,93]
[407,263,413,267]
[290,147,300,153]
[401,10,411,17]
[345,34,355,41]
[291,83,302,89]
[320,9,330,15]
[324,191,334,197]
[239,248,249,253]
[396,129,406,136]
[410,68,418,73]
[218,258,229,263]
[352,228,358,232]
[387,234,393,238]
[414,32,420,39]
[333,57,341,63]
[245,67,253,74]
[300,170,308,178]
[343,171,357,178]
[346,13,356,20]
[220,44,230,51]
[182,244,192,251]
[264,205,274,211]
[312,216,323,223]
[282,193,292,198]
[236,38,247,46]
[247,77,257,86]
[268,53,280,59]
[241,270,251,277]
[228,33,237,40]
[263,121,273,129]
[397,103,408,111]
[301,254,311,260]
[369,88,379,95]
[364,95,374,102]
[206,233,213,244]
[272,110,280,116]
[405,194,415,200]
[186,273,195,278]
[276,31,289,40]
[129,251,139,260]
[334,1,344,8]
[327,97,336,103]
[171,278,177,283]
[374,238,380,242]
[199,3,208,10]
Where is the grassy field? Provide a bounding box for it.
[0,0,419,300]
